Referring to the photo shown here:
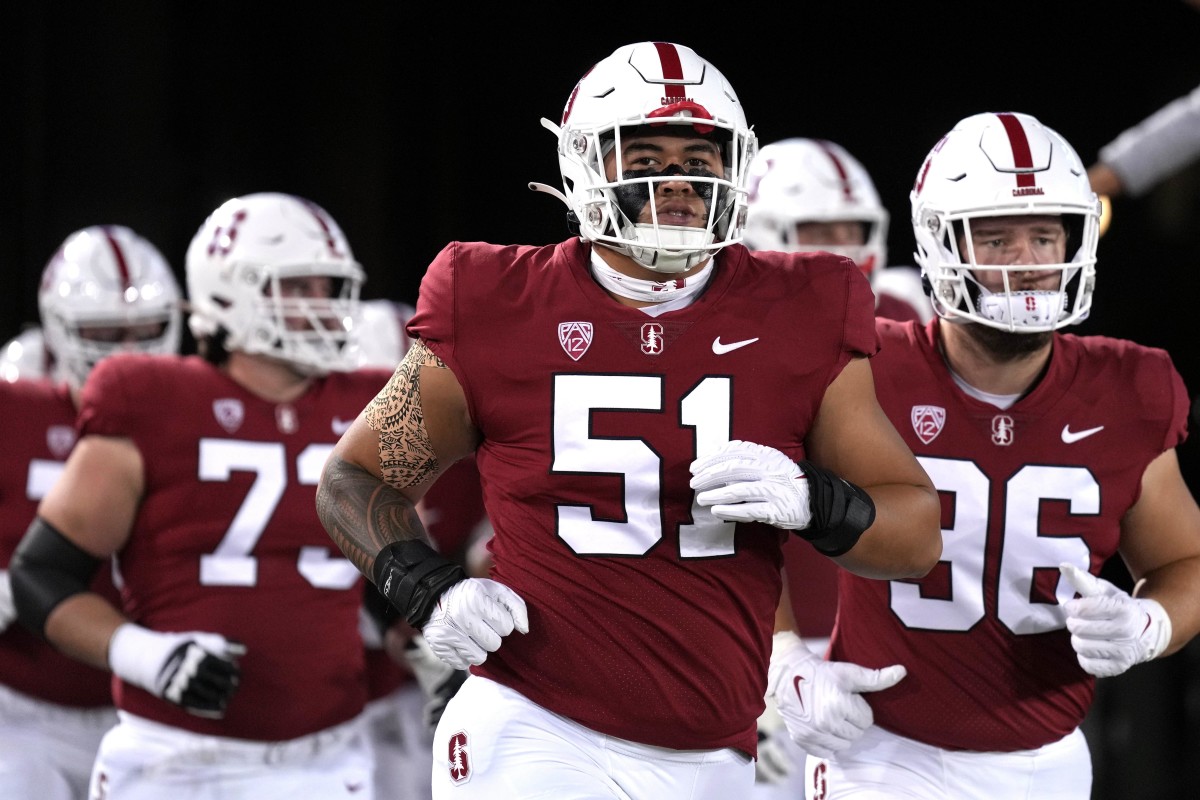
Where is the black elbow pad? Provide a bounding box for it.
[10,517,102,637]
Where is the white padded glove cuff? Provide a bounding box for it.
[108,623,176,694]
[1136,597,1172,662]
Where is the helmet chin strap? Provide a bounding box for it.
[975,289,1067,329]
[626,224,715,272]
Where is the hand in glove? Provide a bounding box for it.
[1059,563,1172,678]
[404,632,469,731]
[767,631,905,758]
[0,570,15,634]
[690,441,812,529]
[422,578,528,670]
[108,623,246,718]
[755,692,796,785]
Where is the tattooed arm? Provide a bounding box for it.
[317,339,528,656]
[317,340,480,586]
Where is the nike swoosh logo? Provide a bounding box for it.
[792,675,806,712]
[712,336,759,354]
[1061,424,1104,444]
[332,417,354,435]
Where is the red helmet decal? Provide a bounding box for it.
[102,226,134,294]
[647,101,715,135]
[995,113,1037,190]
[298,197,346,258]
[914,135,949,195]
[646,43,715,134]
[816,140,855,201]
[562,65,594,125]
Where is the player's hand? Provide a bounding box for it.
[108,623,246,718]
[404,632,469,731]
[690,440,812,530]
[755,693,795,785]
[767,631,905,758]
[421,578,528,670]
[0,570,16,633]
[1059,563,1172,678]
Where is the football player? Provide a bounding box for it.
[775,112,1200,799]
[745,137,932,325]
[742,137,937,797]
[11,194,393,799]
[316,41,941,798]
[0,225,181,799]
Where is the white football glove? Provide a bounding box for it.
[767,631,905,758]
[404,632,469,731]
[108,623,246,718]
[0,570,15,634]
[422,578,529,670]
[755,693,796,785]
[690,440,812,530]
[1059,563,1172,678]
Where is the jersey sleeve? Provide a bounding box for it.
[76,354,137,438]
[844,260,881,359]
[1146,348,1190,450]
[406,242,459,366]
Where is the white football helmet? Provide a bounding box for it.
[185,192,365,374]
[37,225,182,390]
[911,112,1100,332]
[744,138,889,276]
[537,41,757,273]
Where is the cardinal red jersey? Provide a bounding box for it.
[77,354,393,740]
[831,319,1190,751]
[782,283,925,641]
[407,238,877,755]
[0,378,118,708]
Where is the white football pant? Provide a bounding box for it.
[432,674,754,799]
[805,724,1091,799]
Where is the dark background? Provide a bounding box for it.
[5,3,1199,797]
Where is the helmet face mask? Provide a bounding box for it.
[37,225,182,389]
[910,112,1100,333]
[744,138,889,277]
[185,193,365,374]
[549,42,758,273]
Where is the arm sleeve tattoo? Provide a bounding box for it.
[365,339,444,489]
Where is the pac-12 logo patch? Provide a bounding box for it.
[910,405,945,445]
[448,730,471,784]
[558,321,593,361]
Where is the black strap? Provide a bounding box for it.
[10,516,103,636]
[372,540,466,628]
[793,460,876,557]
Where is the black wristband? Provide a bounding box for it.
[372,540,466,628]
[793,460,876,557]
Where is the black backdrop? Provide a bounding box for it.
[5,3,1200,797]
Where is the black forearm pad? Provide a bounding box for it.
[793,460,876,557]
[10,516,103,637]
[372,540,466,628]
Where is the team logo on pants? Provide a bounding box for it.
[448,730,471,784]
